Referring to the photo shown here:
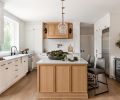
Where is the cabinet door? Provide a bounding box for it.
[39,65,54,92]
[54,23,68,38]
[56,66,70,92]
[7,60,14,84]
[0,63,7,92]
[22,56,28,74]
[44,22,70,39]
[72,65,87,92]
[13,58,21,80]
[47,23,55,38]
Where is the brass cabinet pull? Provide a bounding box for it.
[5,68,8,70]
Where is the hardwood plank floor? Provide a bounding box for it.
[0,70,120,100]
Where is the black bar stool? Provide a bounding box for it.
[88,58,109,96]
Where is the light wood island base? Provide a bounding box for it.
[36,92,88,99]
[37,64,88,99]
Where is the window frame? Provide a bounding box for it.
[0,16,19,55]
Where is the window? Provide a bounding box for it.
[0,16,19,51]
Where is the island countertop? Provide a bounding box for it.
[37,57,88,65]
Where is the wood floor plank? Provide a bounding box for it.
[0,70,120,100]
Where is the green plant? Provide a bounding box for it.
[116,40,120,48]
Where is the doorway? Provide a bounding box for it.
[102,28,110,75]
[80,23,94,60]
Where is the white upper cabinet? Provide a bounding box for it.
[0,2,4,44]
[95,14,110,32]
[94,14,110,58]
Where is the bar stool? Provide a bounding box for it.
[88,58,109,95]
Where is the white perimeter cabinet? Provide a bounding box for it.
[0,56,28,94]
[94,14,110,58]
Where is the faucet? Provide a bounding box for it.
[11,46,18,56]
[57,44,63,48]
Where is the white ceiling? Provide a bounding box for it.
[1,0,120,23]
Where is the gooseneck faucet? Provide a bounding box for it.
[11,46,18,56]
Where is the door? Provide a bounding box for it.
[80,35,93,59]
[102,28,109,75]
[56,66,70,92]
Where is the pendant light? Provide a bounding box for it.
[58,0,67,34]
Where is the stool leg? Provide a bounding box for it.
[104,73,109,92]
[95,73,109,96]
[94,74,97,95]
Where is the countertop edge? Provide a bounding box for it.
[0,54,29,63]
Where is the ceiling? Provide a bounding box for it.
[1,0,120,22]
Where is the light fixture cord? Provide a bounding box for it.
[61,0,65,25]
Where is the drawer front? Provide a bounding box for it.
[22,56,28,63]
[14,58,21,65]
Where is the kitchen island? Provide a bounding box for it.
[37,57,88,99]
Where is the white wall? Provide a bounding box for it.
[4,11,25,50]
[73,21,80,53]
[0,2,4,44]
[43,39,73,52]
[109,13,120,78]
[25,21,81,54]
[25,22,43,54]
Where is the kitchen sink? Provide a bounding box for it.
[3,54,25,60]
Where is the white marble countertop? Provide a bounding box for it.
[3,54,28,60]
[0,54,28,63]
[37,57,88,65]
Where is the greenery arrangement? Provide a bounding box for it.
[116,40,120,48]
[47,50,68,60]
